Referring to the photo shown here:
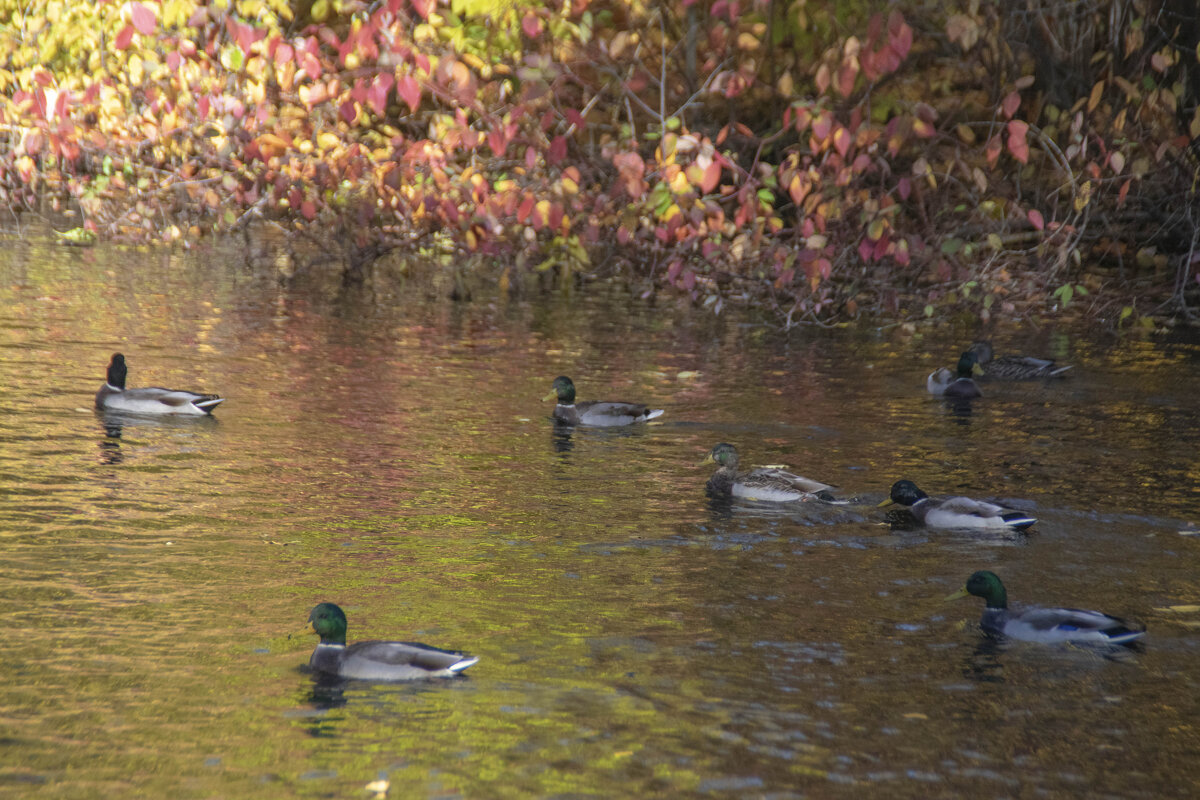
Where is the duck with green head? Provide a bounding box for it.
[543,376,664,427]
[302,603,478,680]
[926,351,984,399]
[880,480,1036,532]
[95,353,224,415]
[702,443,842,503]
[968,341,1072,380]
[946,570,1145,646]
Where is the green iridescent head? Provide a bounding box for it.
[543,376,576,404]
[702,443,740,468]
[305,602,349,644]
[946,570,1008,609]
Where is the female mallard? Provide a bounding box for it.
[543,376,664,427]
[95,353,223,415]
[879,480,1036,531]
[702,443,841,503]
[302,603,478,680]
[926,351,983,399]
[946,570,1145,646]
[968,341,1072,380]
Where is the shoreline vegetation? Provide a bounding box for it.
[1,0,1197,327]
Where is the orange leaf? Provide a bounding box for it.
[700,161,721,193]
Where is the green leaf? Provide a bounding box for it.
[924,304,934,317]
[940,237,964,255]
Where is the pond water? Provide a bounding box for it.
[1,235,1198,799]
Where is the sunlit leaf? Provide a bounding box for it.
[131,2,157,35]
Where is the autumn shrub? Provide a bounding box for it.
[0,0,1195,324]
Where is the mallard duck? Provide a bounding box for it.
[543,376,664,427]
[702,443,842,502]
[926,351,983,399]
[879,480,1036,531]
[968,341,1072,380]
[946,570,1145,646]
[302,603,478,680]
[95,353,223,415]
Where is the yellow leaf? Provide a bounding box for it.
[777,71,794,97]
[1087,80,1104,112]
[736,33,760,50]
[317,132,340,151]
[669,168,690,194]
[1074,180,1092,212]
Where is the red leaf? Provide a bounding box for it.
[1027,208,1045,230]
[275,43,294,67]
[897,176,911,200]
[521,12,542,38]
[409,0,434,20]
[525,146,537,170]
[339,99,358,124]
[395,74,420,112]
[1006,119,1029,163]
[858,238,874,262]
[548,135,567,164]
[367,73,393,116]
[985,135,1002,167]
[838,64,857,98]
[833,127,851,157]
[300,200,317,221]
[301,52,322,80]
[887,12,912,61]
[516,194,534,223]
[167,51,181,71]
[487,128,509,157]
[565,108,586,128]
[666,260,682,283]
[1001,91,1021,120]
[812,114,832,141]
[1117,178,1130,206]
[131,2,156,36]
[115,24,135,50]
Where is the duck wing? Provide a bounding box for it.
[1007,606,1145,645]
[339,641,478,679]
[104,387,223,415]
[924,496,1037,531]
[988,355,1073,380]
[731,468,841,502]
[575,401,664,426]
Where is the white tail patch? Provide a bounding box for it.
[449,655,479,672]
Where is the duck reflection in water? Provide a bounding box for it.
[551,420,575,454]
[98,422,124,465]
